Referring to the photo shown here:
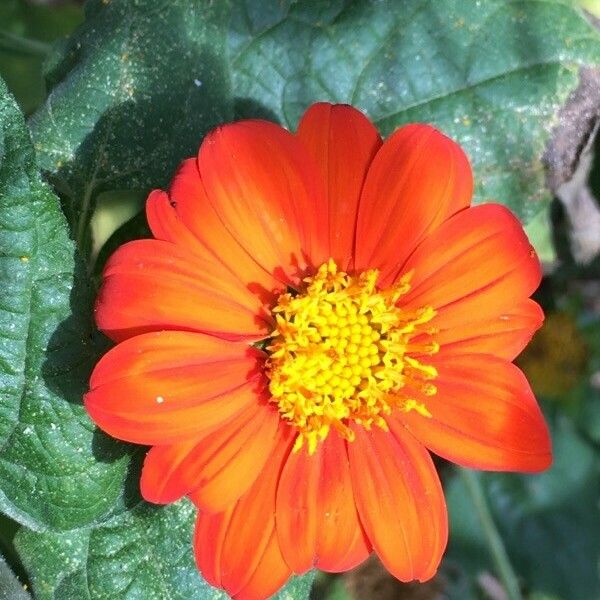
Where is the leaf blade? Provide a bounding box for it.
[0,76,131,531]
[16,499,314,600]
[229,0,600,248]
[29,0,232,247]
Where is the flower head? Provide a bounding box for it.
[85,103,551,600]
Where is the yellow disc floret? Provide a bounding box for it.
[266,259,439,454]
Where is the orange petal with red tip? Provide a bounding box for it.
[399,204,542,331]
[198,120,328,284]
[432,298,544,361]
[140,438,197,504]
[85,331,265,445]
[393,354,552,472]
[168,158,284,296]
[96,238,270,342]
[297,103,381,270]
[276,433,370,574]
[348,425,447,583]
[146,188,215,261]
[141,402,279,508]
[355,123,472,286]
[194,426,294,600]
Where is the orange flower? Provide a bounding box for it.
[85,103,551,600]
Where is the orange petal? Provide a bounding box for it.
[166,158,284,297]
[297,103,381,270]
[194,426,294,599]
[146,188,217,261]
[393,354,552,472]
[140,438,197,503]
[355,124,472,286]
[399,204,542,331]
[198,120,328,284]
[276,433,370,574]
[233,529,290,600]
[432,298,544,360]
[185,404,280,512]
[85,331,265,445]
[96,238,270,342]
[348,425,447,582]
[141,403,279,508]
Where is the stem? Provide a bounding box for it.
[76,185,93,258]
[0,31,51,57]
[459,469,523,600]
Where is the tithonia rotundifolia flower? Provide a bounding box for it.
[85,103,552,600]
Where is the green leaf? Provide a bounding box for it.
[29,0,232,251]
[32,1,600,260]
[0,554,30,600]
[16,501,223,600]
[0,77,133,531]
[229,0,600,253]
[15,499,314,600]
[0,0,83,115]
[445,413,600,599]
[273,573,316,600]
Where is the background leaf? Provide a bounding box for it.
[15,499,314,600]
[0,554,30,600]
[0,76,136,532]
[29,0,232,251]
[29,1,600,259]
[0,0,82,115]
[16,501,224,600]
[228,0,600,255]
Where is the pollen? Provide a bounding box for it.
[266,259,439,454]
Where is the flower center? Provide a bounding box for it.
[266,259,439,454]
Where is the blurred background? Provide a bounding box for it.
[0,1,599,599]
